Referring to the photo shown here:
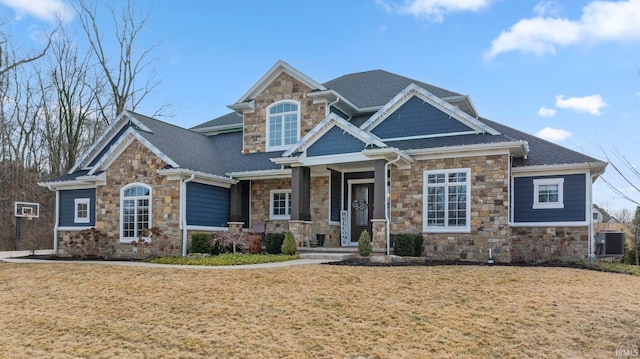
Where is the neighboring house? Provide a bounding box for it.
[592,204,619,225]
[39,60,607,262]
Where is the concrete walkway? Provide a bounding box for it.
[0,250,337,270]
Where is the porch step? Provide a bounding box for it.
[298,252,355,260]
[297,247,356,260]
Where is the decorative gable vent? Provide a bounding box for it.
[596,231,625,257]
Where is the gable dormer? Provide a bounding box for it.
[228,60,328,154]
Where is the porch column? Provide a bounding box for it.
[373,159,388,251]
[290,166,312,247]
[228,182,244,223]
[291,166,311,221]
[373,159,386,219]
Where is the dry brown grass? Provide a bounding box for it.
[1,262,639,358]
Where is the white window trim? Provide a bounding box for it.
[74,198,91,224]
[533,178,564,209]
[266,100,300,152]
[423,168,471,233]
[119,183,153,243]
[269,189,292,220]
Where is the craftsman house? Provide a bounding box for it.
[39,60,607,262]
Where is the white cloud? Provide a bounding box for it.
[536,127,572,142]
[555,94,608,115]
[538,107,557,117]
[486,0,640,58]
[378,0,495,22]
[0,0,74,23]
[534,0,562,17]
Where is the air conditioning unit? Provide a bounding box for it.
[596,231,625,257]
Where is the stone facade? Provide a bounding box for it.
[390,154,511,262]
[250,175,340,247]
[56,140,183,258]
[242,72,326,154]
[510,226,589,262]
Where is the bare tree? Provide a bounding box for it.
[74,0,160,117]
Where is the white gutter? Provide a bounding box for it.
[47,185,59,255]
[181,174,196,256]
[385,155,402,255]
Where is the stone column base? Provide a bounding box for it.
[227,222,244,235]
[371,219,388,250]
[289,220,313,247]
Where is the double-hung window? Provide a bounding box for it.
[270,189,292,220]
[423,169,471,233]
[533,178,564,209]
[120,184,152,243]
[74,198,90,224]
[267,101,299,151]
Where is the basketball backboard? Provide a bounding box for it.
[14,202,40,218]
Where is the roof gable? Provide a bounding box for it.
[282,113,386,157]
[231,60,326,106]
[361,84,500,139]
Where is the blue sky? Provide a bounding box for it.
[3,0,640,214]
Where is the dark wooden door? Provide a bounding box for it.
[351,183,374,243]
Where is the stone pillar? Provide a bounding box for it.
[371,219,388,253]
[373,159,386,220]
[289,220,313,247]
[291,166,311,221]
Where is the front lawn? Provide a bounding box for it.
[0,263,638,358]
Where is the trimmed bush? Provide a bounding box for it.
[281,231,297,255]
[358,230,372,257]
[265,232,285,254]
[190,233,212,254]
[248,234,263,254]
[393,233,423,256]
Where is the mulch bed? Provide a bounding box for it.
[325,256,590,269]
[19,254,143,262]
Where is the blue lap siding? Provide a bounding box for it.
[186,182,230,227]
[371,96,473,139]
[59,189,96,227]
[513,174,586,223]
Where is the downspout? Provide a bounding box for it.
[385,155,402,255]
[589,173,597,261]
[47,185,59,255]
[181,174,196,256]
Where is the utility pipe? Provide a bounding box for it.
[181,174,196,256]
[385,155,402,256]
[47,185,59,255]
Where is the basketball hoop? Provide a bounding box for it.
[25,213,34,221]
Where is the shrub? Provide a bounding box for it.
[358,230,372,257]
[281,232,297,255]
[393,233,423,256]
[190,233,212,254]
[623,241,638,265]
[414,234,424,256]
[248,234,263,254]
[265,232,285,254]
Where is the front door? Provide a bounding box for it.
[350,182,374,245]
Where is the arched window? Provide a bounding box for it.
[120,183,152,243]
[266,101,300,151]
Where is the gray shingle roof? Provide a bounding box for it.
[323,70,461,109]
[131,112,279,175]
[190,112,242,130]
